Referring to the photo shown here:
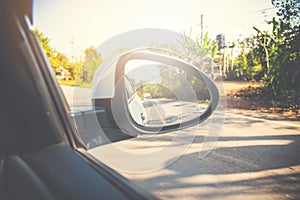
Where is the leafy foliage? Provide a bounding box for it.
[226,37,262,81]
[159,65,209,101]
[34,29,75,80]
[179,28,218,73]
[265,0,300,110]
[76,46,103,83]
[33,29,59,68]
[230,0,299,111]
[34,29,103,86]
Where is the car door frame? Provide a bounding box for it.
[0,0,156,199]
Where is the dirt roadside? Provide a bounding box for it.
[222,81,300,119]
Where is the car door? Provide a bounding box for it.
[0,1,155,199]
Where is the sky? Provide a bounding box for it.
[33,0,277,59]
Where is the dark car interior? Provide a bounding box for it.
[0,1,155,199]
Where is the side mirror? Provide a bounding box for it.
[92,49,219,136]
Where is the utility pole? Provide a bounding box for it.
[231,46,234,71]
[223,46,228,76]
[70,37,76,62]
[263,34,270,76]
[257,33,269,77]
[200,14,203,46]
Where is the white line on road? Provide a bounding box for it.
[226,112,300,128]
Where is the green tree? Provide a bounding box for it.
[78,46,103,83]
[250,0,300,110]
[234,48,248,80]
[33,30,53,57]
[269,0,299,106]
[228,37,261,81]
[159,65,210,101]
[179,28,218,74]
[33,29,80,80]
[33,29,60,68]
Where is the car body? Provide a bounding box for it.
[125,75,148,125]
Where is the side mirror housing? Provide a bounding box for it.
[92,49,219,136]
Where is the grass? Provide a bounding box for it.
[58,80,77,86]
[58,80,92,88]
[197,99,210,104]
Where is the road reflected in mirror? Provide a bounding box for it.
[125,59,210,127]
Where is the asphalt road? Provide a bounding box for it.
[143,98,208,126]
[61,85,300,200]
[119,110,300,200]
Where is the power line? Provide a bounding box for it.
[247,7,277,14]
[221,7,277,19]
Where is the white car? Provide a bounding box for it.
[124,75,148,125]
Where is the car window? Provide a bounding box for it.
[33,1,300,199]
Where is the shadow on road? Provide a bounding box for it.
[121,115,300,199]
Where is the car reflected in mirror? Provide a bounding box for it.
[124,74,148,125]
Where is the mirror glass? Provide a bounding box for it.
[125,59,211,127]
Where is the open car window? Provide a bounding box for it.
[32,1,300,199]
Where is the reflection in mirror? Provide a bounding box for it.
[125,59,211,127]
